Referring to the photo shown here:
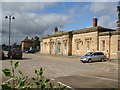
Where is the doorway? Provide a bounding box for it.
[57,42,61,54]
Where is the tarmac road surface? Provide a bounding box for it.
[1,52,119,88]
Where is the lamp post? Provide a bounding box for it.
[5,15,15,50]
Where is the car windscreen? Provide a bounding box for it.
[85,52,93,56]
[13,49,22,53]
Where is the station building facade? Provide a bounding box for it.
[40,17,120,59]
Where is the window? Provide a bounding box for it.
[118,40,120,51]
[51,43,53,50]
[44,42,47,49]
[64,43,67,50]
[98,52,104,55]
[76,42,79,50]
[99,52,104,55]
[102,40,105,51]
[86,41,90,49]
[85,52,93,56]
[93,53,97,56]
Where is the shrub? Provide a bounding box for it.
[2,60,67,89]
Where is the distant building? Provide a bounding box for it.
[40,17,120,59]
[21,36,33,51]
[21,36,40,51]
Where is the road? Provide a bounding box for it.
[1,52,119,89]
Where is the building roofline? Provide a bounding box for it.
[99,31,120,36]
[42,26,116,39]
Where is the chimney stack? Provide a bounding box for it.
[117,3,120,31]
[93,16,97,27]
[54,26,58,32]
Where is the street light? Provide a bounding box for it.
[5,15,15,50]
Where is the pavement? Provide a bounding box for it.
[37,52,119,65]
[1,52,119,89]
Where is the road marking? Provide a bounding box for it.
[58,81,76,90]
[51,78,54,81]
[5,78,75,90]
[3,78,12,83]
[79,74,120,82]
[51,78,75,90]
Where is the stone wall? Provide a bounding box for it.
[40,34,70,55]
[40,38,50,54]
[118,35,120,60]
[21,42,24,51]
[99,35,119,59]
[40,31,119,59]
[72,32,98,56]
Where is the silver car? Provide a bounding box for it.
[80,52,106,63]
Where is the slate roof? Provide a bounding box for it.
[42,26,116,39]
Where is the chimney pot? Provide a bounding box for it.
[54,26,58,32]
[93,16,97,27]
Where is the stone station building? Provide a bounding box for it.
[40,16,120,59]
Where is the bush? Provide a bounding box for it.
[2,60,67,89]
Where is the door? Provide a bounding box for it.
[97,52,104,61]
[92,53,99,61]
[64,42,67,54]
[96,52,101,61]
[57,42,61,54]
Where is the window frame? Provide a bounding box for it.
[102,40,105,51]
[118,40,120,51]
[76,42,79,51]
[86,41,90,50]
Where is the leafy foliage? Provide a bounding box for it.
[14,61,19,69]
[2,69,12,77]
[2,60,67,89]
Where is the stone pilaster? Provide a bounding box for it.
[55,39,57,55]
[117,5,120,33]
[68,31,73,56]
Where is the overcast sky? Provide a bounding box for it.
[0,1,118,45]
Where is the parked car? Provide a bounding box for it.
[0,51,4,60]
[35,49,40,52]
[8,49,22,59]
[80,52,106,63]
[24,50,29,53]
[26,50,35,53]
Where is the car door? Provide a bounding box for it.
[98,52,104,60]
[91,53,99,61]
[96,52,101,61]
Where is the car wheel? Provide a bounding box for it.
[88,59,92,63]
[81,61,85,63]
[101,58,104,62]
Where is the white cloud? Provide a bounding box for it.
[2,2,56,14]
[98,15,116,29]
[2,0,119,2]
[2,2,72,45]
[68,5,82,18]
[12,13,71,35]
[90,2,117,16]
[87,2,117,29]
[1,2,117,45]
[2,0,63,2]
[98,15,110,26]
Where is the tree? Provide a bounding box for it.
[33,36,40,50]
[2,44,8,50]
